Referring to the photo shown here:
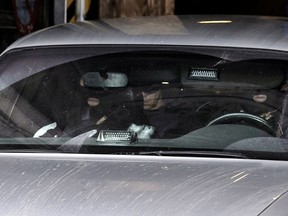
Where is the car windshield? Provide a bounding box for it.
[0,46,288,159]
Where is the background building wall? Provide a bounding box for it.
[99,0,174,18]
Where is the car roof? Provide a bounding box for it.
[4,15,288,53]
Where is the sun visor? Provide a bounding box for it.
[128,61,181,86]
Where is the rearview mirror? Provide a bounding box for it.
[83,72,128,88]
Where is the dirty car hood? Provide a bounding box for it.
[0,153,287,216]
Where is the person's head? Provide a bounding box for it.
[142,86,165,110]
[80,77,101,107]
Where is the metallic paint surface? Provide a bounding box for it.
[4,15,288,54]
[0,153,287,216]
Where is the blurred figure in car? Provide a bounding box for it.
[129,85,180,138]
[78,77,108,124]
[62,77,112,136]
[142,87,165,111]
[72,76,135,132]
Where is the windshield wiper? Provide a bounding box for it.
[124,150,248,159]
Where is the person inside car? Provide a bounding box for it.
[128,85,181,139]
[64,74,137,137]
[62,77,112,136]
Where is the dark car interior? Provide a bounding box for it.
[0,51,287,154]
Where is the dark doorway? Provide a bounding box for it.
[175,0,287,17]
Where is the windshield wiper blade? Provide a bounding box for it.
[133,150,248,159]
[0,148,61,153]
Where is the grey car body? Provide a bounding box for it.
[1,153,288,216]
[1,15,288,215]
[5,15,288,52]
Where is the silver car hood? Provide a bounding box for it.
[0,153,287,216]
[5,15,288,54]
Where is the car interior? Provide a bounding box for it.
[0,51,287,153]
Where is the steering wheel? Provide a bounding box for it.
[206,112,276,136]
